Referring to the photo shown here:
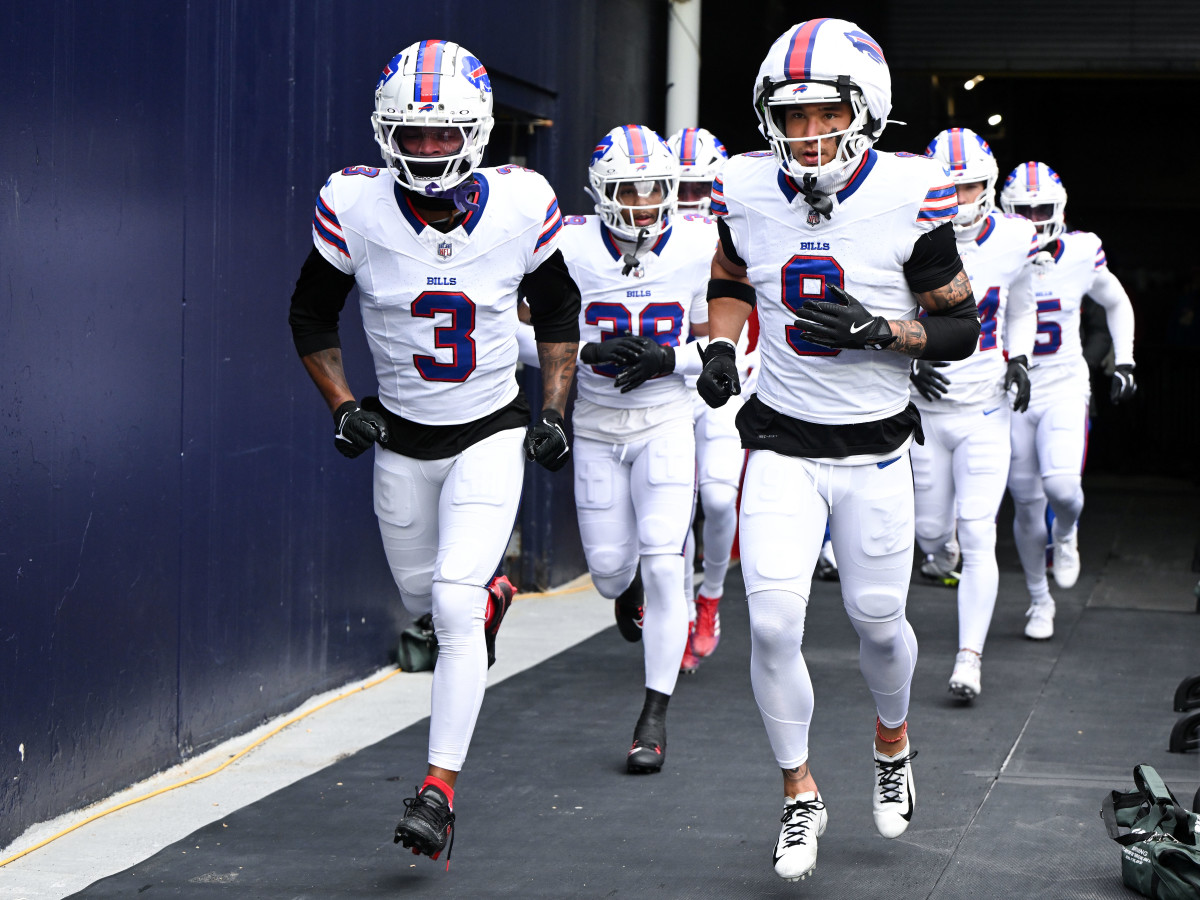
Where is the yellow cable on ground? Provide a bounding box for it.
[0,580,594,868]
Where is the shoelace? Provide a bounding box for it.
[401,791,456,866]
[875,751,917,804]
[779,797,825,847]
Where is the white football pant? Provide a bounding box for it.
[740,449,918,769]
[373,427,525,771]
[912,404,1012,654]
[574,423,695,696]
[1008,392,1088,600]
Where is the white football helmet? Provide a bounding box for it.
[667,127,728,212]
[925,128,999,232]
[754,18,892,181]
[1000,161,1068,244]
[586,125,680,242]
[371,39,494,192]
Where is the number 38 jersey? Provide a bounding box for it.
[714,150,955,425]
[311,164,564,425]
[558,214,712,410]
[1026,230,1109,397]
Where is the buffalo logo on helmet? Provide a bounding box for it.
[843,29,885,64]
[376,53,403,91]
[460,55,491,92]
[418,103,436,112]
[792,84,809,94]
[590,135,614,166]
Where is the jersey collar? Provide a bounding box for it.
[775,150,878,207]
[973,213,996,245]
[599,219,672,261]
[393,174,490,237]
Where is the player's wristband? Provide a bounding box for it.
[706,278,756,308]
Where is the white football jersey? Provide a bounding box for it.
[714,149,957,425]
[312,164,563,425]
[1027,230,1109,395]
[559,213,712,410]
[914,211,1039,411]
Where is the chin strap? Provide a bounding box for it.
[424,180,481,214]
[799,174,833,220]
[621,228,649,276]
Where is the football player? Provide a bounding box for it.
[558,124,712,772]
[667,127,743,668]
[911,128,1038,700]
[1000,162,1137,638]
[697,19,980,882]
[288,40,580,863]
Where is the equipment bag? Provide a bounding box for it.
[1101,765,1200,899]
[397,613,439,672]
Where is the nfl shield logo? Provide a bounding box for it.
[437,241,453,259]
[807,208,820,227]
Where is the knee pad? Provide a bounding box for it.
[592,563,638,600]
[956,516,997,559]
[844,584,906,625]
[1042,473,1082,510]
[700,481,739,517]
[747,589,807,652]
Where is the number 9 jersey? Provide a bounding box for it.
[714,149,956,425]
[311,164,564,425]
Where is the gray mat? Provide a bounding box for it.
[72,479,1200,898]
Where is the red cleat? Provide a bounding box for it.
[691,593,721,657]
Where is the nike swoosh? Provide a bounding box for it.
[849,321,872,334]
[901,778,914,822]
[877,457,900,469]
[982,407,1001,416]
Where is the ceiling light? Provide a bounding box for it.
[987,114,1002,126]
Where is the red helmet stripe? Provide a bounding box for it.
[785,18,829,80]
[949,128,966,171]
[623,124,649,163]
[414,40,444,103]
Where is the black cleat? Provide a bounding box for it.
[484,575,515,668]
[614,569,645,643]
[394,784,455,861]
[626,717,666,774]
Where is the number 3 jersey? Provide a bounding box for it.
[311,165,564,425]
[558,214,712,412]
[714,150,956,426]
[914,211,1039,412]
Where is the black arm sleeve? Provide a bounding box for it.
[520,249,581,343]
[919,295,981,361]
[903,222,963,294]
[716,217,747,268]
[287,247,356,357]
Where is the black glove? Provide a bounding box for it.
[333,401,389,458]
[613,335,675,393]
[910,360,951,402]
[696,340,741,408]
[580,336,642,367]
[1004,355,1031,413]
[793,285,896,350]
[1110,364,1136,404]
[524,408,570,471]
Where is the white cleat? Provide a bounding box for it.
[772,791,827,882]
[1052,528,1080,589]
[1024,597,1056,640]
[948,650,982,700]
[872,743,916,839]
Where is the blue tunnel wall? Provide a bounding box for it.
[0,0,666,847]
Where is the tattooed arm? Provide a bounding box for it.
[886,269,979,359]
[536,340,579,416]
